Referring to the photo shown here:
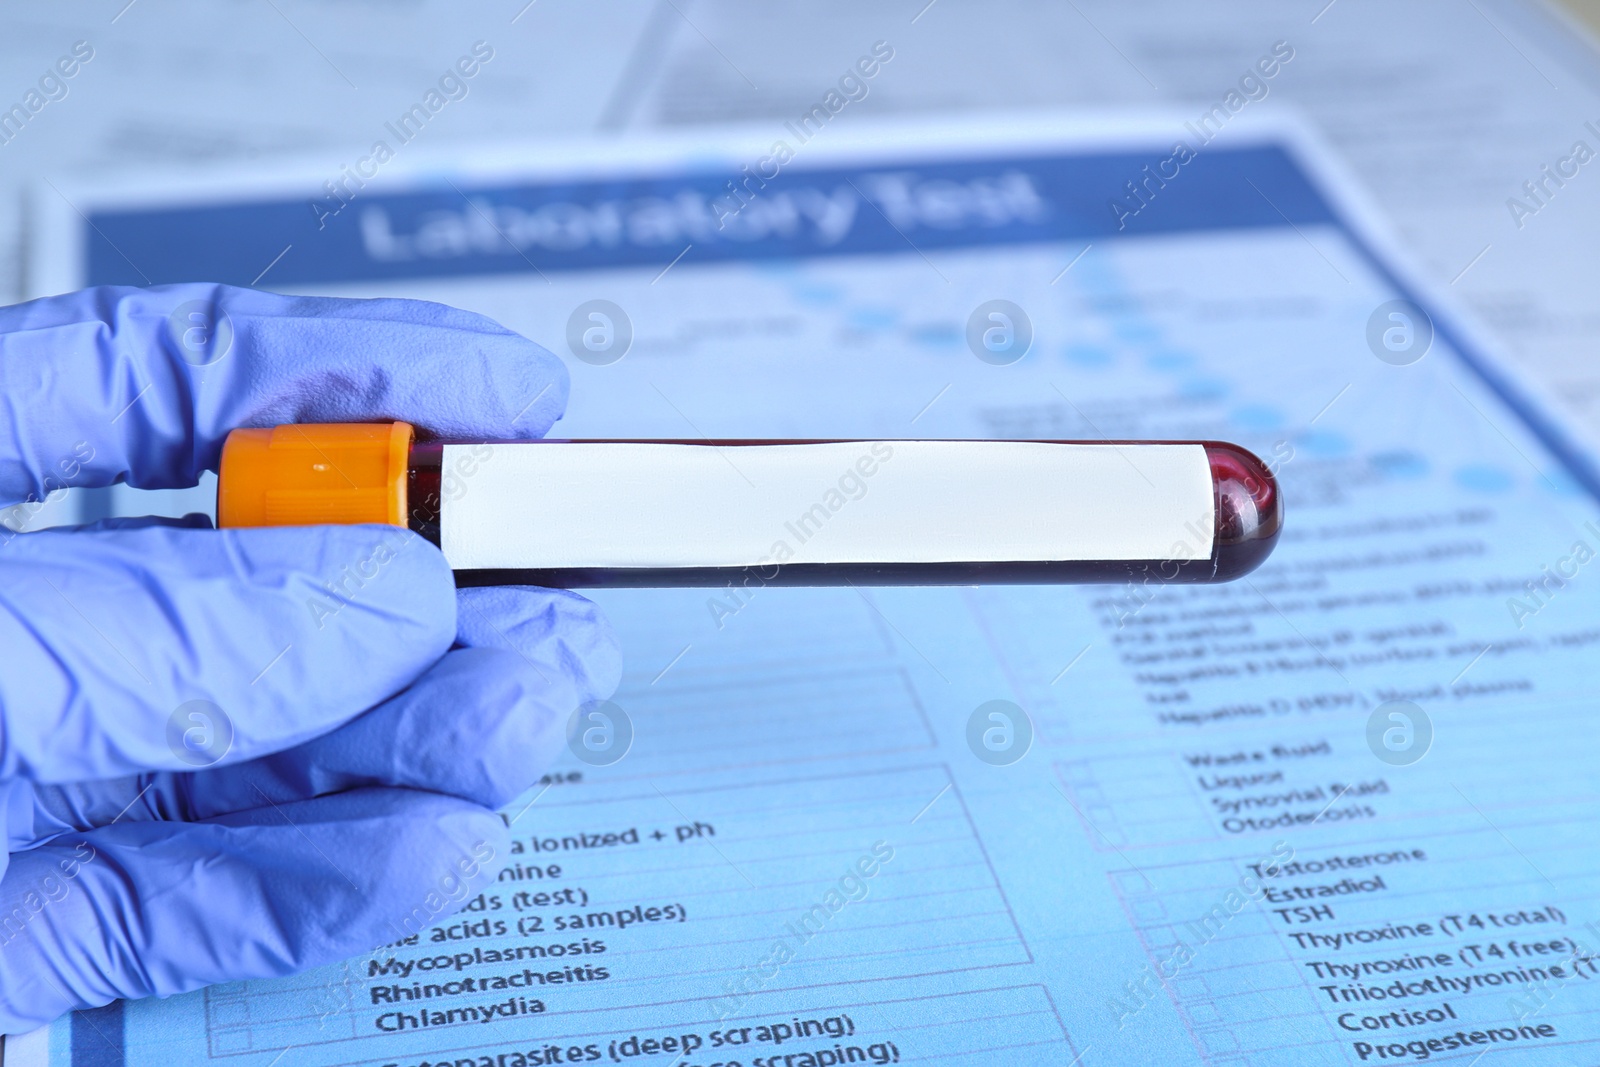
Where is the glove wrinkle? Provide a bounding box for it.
[0,284,570,498]
[0,285,618,1033]
[0,790,511,1031]
[0,525,457,782]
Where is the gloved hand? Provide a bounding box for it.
[0,284,620,1034]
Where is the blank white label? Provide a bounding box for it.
[438,441,1214,570]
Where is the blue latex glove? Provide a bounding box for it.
[0,284,620,1034]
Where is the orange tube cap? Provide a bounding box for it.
[217,421,412,528]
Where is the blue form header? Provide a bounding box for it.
[84,145,1334,287]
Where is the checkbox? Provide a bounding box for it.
[1132,897,1168,922]
[210,1029,255,1054]
[1113,871,1156,895]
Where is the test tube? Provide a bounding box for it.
[216,422,1280,587]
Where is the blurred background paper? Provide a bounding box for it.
[4,0,1600,447]
[10,4,1600,1067]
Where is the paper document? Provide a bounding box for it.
[18,114,1600,1067]
[612,0,1600,479]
